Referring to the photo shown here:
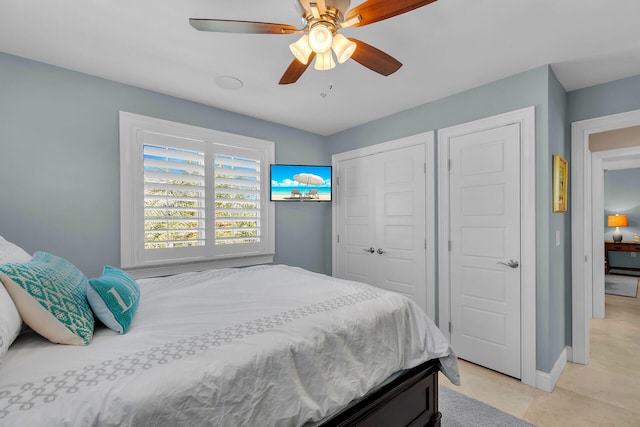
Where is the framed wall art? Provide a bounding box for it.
[552,154,568,213]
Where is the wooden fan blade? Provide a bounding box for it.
[349,39,402,76]
[189,18,298,34]
[279,53,316,85]
[346,0,438,27]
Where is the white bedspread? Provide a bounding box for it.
[0,265,458,426]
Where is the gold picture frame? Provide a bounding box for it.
[552,154,568,213]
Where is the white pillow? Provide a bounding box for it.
[0,235,29,364]
[0,284,22,365]
[0,235,32,264]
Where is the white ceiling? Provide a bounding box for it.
[1,0,640,136]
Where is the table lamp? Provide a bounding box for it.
[608,214,628,243]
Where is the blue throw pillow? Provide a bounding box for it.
[88,266,140,334]
[0,252,94,345]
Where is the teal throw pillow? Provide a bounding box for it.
[0,251,94,345]
[88,266,140,334]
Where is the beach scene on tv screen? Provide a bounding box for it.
[271,165,331,201]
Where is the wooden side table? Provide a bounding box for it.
[604,241,640,274]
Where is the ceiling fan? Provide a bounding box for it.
[189,0,438,85]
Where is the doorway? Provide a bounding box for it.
[571,109,640,364]
[592,148,640,318]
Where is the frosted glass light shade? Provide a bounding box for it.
[289,35,313,64]
[314,50,336,70]
[332,33,356,63]
[309,24,333,53]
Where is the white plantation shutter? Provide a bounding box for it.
[214,153,261,246]
[120,112,274,275]
[143,144,206,249]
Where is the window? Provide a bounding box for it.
[120,112,274,277]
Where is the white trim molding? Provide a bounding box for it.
[437,107,536,388]
[123,254,275,280]
[536,346,570,392]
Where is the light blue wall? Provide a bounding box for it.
[326,66,549,153]
[568,74,640,123]
[0,52,331,277]
[567,71,640,271]
[546,67,571,371]
[604,168,640,269]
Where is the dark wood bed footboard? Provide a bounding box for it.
[322,359,441,427]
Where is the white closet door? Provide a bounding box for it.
[336,156,377,284]
[374,144,426,310]
[336,144,427,312]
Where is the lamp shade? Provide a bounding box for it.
[608,214,628,227]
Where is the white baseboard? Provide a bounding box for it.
[535,346,569,392]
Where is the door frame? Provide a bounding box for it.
[438,107,536,387]
[332,131,436,319]
[571,108,640,364]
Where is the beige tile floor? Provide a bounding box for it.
[439,286,640,426]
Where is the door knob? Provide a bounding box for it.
[497,259,519,268]
[363,247,375,253]
[377,248,385,254]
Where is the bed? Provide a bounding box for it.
[0,248,458,426]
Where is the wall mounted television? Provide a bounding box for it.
[270,164,332,202]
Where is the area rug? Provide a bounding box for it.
[439,386,536,427]
[608,268,640,277]
[605,274,639,298]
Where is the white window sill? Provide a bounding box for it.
[122,254,275,279]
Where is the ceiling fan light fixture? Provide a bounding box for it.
[331,33,356,63]
[308,23,333,53]
[191,0,437,84]
[314,50,336,70]
[289,34,313,64]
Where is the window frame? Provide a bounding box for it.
[119,111,275,278]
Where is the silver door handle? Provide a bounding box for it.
[377,248,385,254]
[497,259,519,268]
[364,247,375,253]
